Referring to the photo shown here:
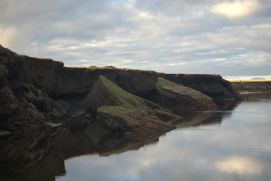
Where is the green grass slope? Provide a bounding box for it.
[82,76,181,138]
[156,77,217,114]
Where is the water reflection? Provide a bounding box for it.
[2,99,271,181]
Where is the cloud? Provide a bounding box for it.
[56,100,271,181]
[0,0,271,77]
[0,26,17,47]
[211,0,261,19]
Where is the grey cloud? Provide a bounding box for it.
[0,0,271,77]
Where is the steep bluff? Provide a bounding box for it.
[1,45,240,104]
[162,73,241,104]
[0,45,240,167]
[155,77,217,114]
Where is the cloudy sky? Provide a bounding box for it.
[0,0,270,78]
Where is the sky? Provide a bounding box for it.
[0,0,270,78]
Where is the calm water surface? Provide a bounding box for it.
[56,99,271,181]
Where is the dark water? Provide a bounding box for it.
[1,99,271,181]
[55,99,271,181]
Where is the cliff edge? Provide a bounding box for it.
[0,45,240,166]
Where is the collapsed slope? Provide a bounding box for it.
[163,73,241,104]
[82,75,180,138]
[155,77,217,114]
[0,44,241,136]
[0,45,240,166]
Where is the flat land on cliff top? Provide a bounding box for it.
[231,81,271,98]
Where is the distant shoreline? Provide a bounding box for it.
[230,80,271,83]
[231,81,271,99]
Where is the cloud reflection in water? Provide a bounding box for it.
[57,100,271,181]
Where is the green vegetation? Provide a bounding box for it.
[87,66,117,70]
[95,76,180,123]
[153,108,180,118]
[98,106,137,117]
[157,77,181,88]
[85,66,156,74]
[156,77,212,100]
[175,112,215,127]
[99,75,149,112]
[98,105,176,127]
[98,105,143,123]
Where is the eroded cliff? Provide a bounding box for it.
[0,45,240,168]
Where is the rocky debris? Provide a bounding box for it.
[0,64,18,116]
[83,76,178,138]
[0,85,18,116]
[155,77,217,114]
[97,106,173,134]
[0,64,8,81]
[0,129,12,137]
[64,111,93,130]
[163,74,241,104]
[0,44,241,169]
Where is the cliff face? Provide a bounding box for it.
[1,45,240,104]
[163,74,241,104]
[5,56,156,98]
[0,45,240,167]
[155,77,217,114]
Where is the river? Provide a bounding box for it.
[55,98,271,181]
